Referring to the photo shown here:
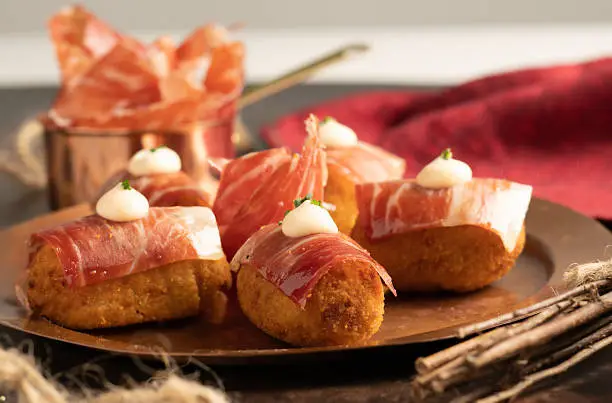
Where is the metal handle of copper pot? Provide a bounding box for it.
[238,43,369,109]
[233,43,370,151]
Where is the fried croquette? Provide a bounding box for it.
[351,224,526,292]
[325,163,360,234]
[26,245,232,329]
[236,259,385,347]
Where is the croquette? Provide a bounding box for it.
[26,245,232,329]
[351,224,526,292]
[325,163,360,235]
[236,259,385,347]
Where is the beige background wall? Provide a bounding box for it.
[0,0,611,33]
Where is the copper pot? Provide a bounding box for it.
[44,118,235,210]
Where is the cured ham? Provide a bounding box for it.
[355,178,533,252]
[95,170,212,208]
[326,141,406,184]
[213,115,327,259]
[232,224,396,307]
[48,5,121,87]
[324,141,406,235]
[212,148,291,232]
[47,6,244,133]
[29,207,223,287]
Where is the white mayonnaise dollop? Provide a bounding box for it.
[416,149,472,189]
[127,146,181,176]
[318,117,359,148]
[282,200,339,238]
[96,182,150,222]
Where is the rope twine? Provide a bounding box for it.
[0,344,229,403]
[0,120,47,189]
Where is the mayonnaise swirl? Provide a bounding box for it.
[416,148,472,189]
[96,181,150,222]
[282,200,339,238]
[127,146,181,176]
[318,117,359,148]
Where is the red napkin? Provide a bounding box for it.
[262,58,612,219]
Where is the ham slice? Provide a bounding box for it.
[94,170,212,207]
[355,178,532,252]
[213,115,328,259]
[326,141,406,183]
[132,172,212,207]
[212,148,292,233]
[48,5,121,87]
[29,207,224,288]
[231,224,396,307]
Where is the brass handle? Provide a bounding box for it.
[238,43,370,109]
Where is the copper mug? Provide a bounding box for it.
[44,118,237,210]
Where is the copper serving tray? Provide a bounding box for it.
[1,198,610,364]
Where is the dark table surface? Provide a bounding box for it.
[0,84,610,402]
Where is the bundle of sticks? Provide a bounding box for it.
[411,256,612,403]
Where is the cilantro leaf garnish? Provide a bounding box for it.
[121,180,132,190]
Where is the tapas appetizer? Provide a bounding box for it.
[318,117,405,233]
[22,180,231,329]
[232,195,396,346]
[94,146,213,208]
[351,149,532,292]
[213,115,326,259]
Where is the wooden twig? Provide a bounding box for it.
[458,280,609,338]
[522,321,612,375]
[430,366,500,394]
[416,300,574,374]
[520,314,612,365]
[469,291,612,368]
[415,327,507,374]
[476,334,612,403]
[412,260,612,402]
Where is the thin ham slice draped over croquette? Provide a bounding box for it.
[355,178,532,252]
[231,224,396,307]
[326,141,405,184]
[27,207,224,287]
[94,170,212,208]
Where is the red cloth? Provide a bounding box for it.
[262,58,612,219]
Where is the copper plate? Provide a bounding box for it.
[0,199,610,364]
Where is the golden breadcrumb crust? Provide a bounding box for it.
[236,259,385,347]
[26,245,231,329]
[325,164,359,235]
[351,224,526,292]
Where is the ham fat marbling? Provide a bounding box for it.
[95,170,212,207]
[326,141,405,184]
[231,224,396,307]
[213,115,327,259]
[355,178,532,251]
[28,207,224,287]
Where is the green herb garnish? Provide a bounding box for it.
[279,194,323,225]
[321,116,335,124]
[293,193,322,208]
[150,145,167,153]
[121,180,132,190]
[440,148,453,160]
